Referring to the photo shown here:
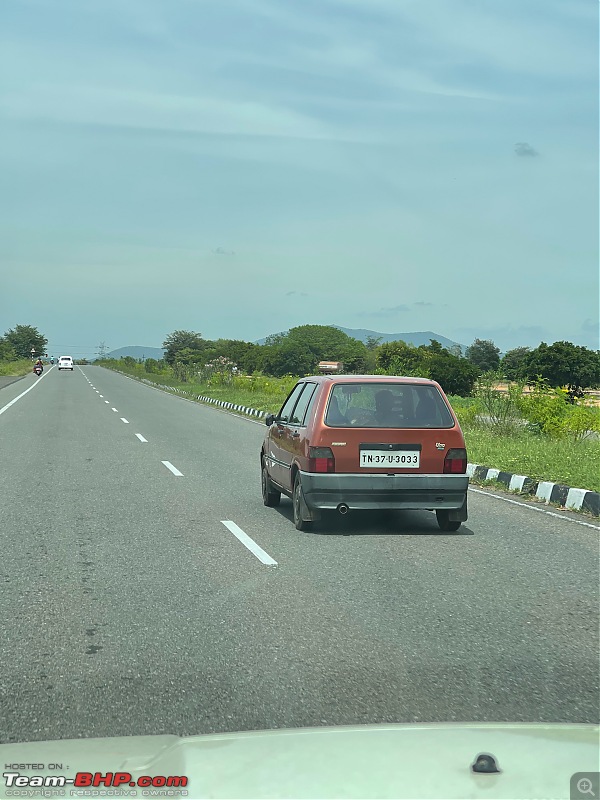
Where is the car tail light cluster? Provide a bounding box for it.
[308,446,335,473]
[443,448,467,474]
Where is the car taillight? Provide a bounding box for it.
[443,448,467,474]
[308,446,335,473]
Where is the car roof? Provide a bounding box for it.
[59,355,72,360]
[302,374,438,385]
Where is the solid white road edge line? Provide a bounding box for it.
[135,433,148,442]
[120,418,129,423]
[0,370,50,416]
[221,520,278,567]
[162,460,183,476]
[468,486,600,530]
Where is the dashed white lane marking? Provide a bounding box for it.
[99,395,104,398]
[104,400,109,404]
[112,407,118,412]
[468,487,600,530]
[0,370,50,416]
[86,367,600,528]
[221,520,278,567]
[135,433,148,442]
[95,390,100,393]
[162,460,183,476]
[120,418,129,424]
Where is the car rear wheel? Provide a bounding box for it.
[436,510,461,532]
[293,474,311,531]
[261,460,280,507]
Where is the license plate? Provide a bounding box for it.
[359,450,420,468]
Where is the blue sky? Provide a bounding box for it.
[1,0,597,359]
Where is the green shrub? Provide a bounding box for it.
[473,370,525,434]
[144,358,161,373]
[454,402,482,429]
[562,404,600,441]
[518,381,569,437]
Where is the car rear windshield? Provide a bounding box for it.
[325,383,455,428]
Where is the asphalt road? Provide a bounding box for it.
[1,366,598,745]
[0,375,25,390]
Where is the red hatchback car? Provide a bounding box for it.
[260,375,469,531]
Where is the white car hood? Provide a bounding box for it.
[1,723,597,799]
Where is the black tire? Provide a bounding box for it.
[436,510,461,532]
[293,474,311,531]
[261,460,280,507]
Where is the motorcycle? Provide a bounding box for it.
[33,365,43,376]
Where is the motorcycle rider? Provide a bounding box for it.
[34,358,43,375]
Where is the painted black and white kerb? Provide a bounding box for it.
[116,372,600,518]
[467,464,599,517]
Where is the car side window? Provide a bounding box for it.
[289,383,317,426]
[277,384,305,423]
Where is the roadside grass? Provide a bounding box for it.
[445,395,477,409]
[172,382,285,413]
[462,426,600,493]
[102,363,600,493]
[0,359,34,376]
[110,365,291,413]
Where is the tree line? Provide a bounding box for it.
[3,323,598,398]
[145,326,599,397]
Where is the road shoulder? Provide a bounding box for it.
[0,375,26,391]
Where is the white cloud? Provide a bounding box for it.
[1,83,335,140]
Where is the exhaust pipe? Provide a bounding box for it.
[337,503,349,515]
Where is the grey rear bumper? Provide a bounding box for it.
[299,471,468,514]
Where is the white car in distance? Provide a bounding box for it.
[58,356,74,371]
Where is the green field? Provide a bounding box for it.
[104,364,600,493]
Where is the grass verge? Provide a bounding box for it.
[462,426,600,493]
[0,359,35,377]
[108,366,292,413]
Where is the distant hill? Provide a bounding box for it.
[101,346,165,361]
[334,327,465,350]
[256,326,464,350]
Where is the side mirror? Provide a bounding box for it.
[265,413,276,426]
